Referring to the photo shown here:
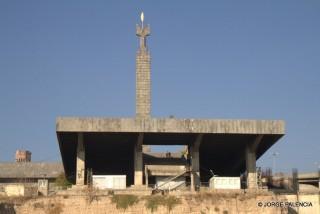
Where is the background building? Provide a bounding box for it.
[15,150,32,162]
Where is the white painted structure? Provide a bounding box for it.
[4,184,24,196]
[4,184,35,196]
[92,175,126,189]
[209,177,241,189]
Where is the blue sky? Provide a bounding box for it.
[0,1,319,173]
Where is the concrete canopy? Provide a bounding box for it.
[56,117,285,184]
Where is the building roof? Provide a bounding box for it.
[0,162,63,179]
[298,172,320,179]
[57,117,285,134]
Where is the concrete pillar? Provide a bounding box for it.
[190,134,203,191]
[245,146,257,189]
[145,166,149,189]
[134,133,143,186]
[76,133,85,185]
[245,135,263,189]
[37,179,49,196]
[190,147,200,191]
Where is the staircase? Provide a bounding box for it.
[152,169,189,193]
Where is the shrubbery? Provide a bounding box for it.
[111,194,139,211]
[144,195,181,213]
[54,173,72,189]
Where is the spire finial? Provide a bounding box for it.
[136,11,150,50]
[140,12,144,28]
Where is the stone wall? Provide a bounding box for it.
[10,192,319,214]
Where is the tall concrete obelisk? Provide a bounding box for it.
[136,12,151,118]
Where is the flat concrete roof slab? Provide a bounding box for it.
[56,117,285,134]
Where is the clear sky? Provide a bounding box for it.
[0,0,319,173]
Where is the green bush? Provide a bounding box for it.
[165,196,181,212]
[54,173,72,189]
[111,195,139,211]
[144,195,164,213]
[144,195,181,213]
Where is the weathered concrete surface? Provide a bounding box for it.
[37,179,49,196]
[284,193,320,214]
[4,185,25,197]
[56,119,284,184]
[190,134,202,191]
[298,172,320,179]
[76,133,85,186]
[146,165,186,176]
[298,172,320,190]
[14,192,320,214]
[3,184,36,197]
[56,117,285,134]
[136,23,151,118]
[246,146,257,189]
[190,150,200,191]
[134,133,143,186]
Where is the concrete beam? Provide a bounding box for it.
[76,133,85,185]
[134,133,144,186]
[56,118,285,135]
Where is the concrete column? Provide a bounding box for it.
[245,146,257,189]
[134,133,143,186]
[76,133,85,185]
[245,135,263,189]
[37,179,49,196]
[145,166,149,189]
[190,134,203,191]
[190,147,200,191]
